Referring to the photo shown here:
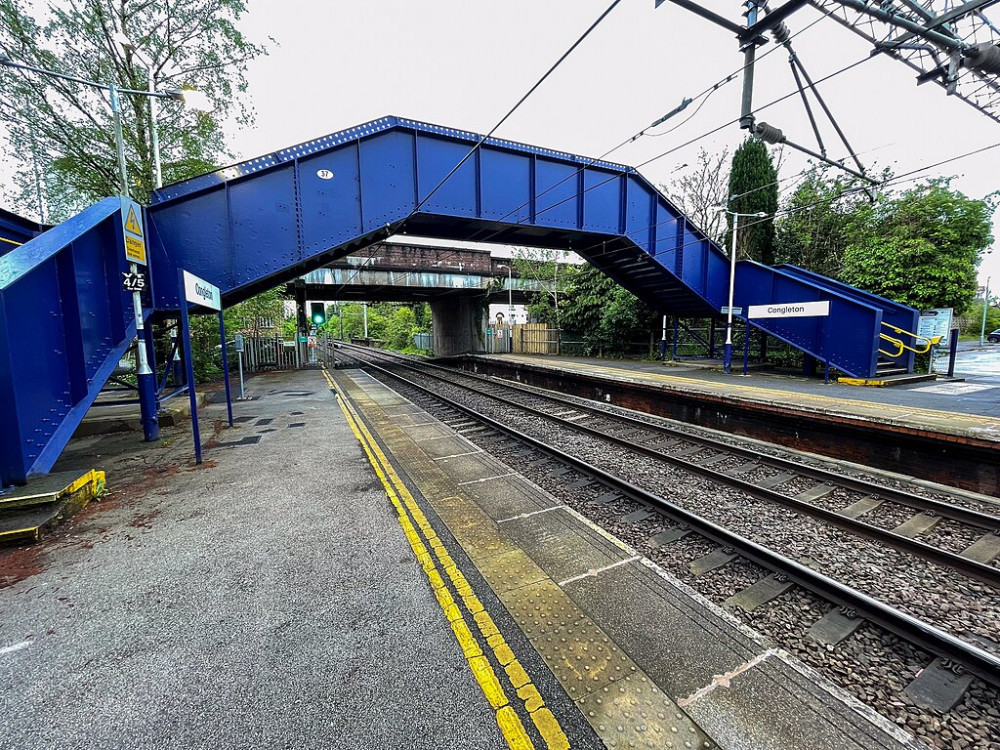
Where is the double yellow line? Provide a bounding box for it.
[326,369,569,750]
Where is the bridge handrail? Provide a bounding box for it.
[879,321,940,355]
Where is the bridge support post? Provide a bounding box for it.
[430,296,485,357]
[139,332,159,442]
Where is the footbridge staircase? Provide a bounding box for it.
[1,116,919,487]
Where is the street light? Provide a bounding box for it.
[713,207,768,374]
[981,275,992,346]
[0,53,207,443]
[113,33,213,189]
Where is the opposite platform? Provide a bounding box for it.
[461,354,1000,497]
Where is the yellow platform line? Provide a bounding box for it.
[330,370,569,750]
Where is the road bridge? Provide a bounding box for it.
[290,242,542,304]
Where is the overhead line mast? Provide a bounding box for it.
[655,0,1000,180]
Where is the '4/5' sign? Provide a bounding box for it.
[122,270,146,292]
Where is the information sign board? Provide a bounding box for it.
[917,308,952,343]
[747,301,830,319]
[182,270,221,311]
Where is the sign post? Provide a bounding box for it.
[234,333,246,400]
[177,269,232,465]
[119,196,158,442]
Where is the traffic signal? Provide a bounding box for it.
[310,302,326,326]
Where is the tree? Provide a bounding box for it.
[0,0,266,219]
[224,287,286,337]
[558,265,659,356]
[774,167,868,278]
[661,148,731,244]
[727,138,779,265]
[840,180,994,311]
[510,247,577,326]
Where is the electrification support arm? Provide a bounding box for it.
[740,0,768,130]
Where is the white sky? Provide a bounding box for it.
[5,0,1000,286]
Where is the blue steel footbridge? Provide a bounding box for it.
[1,115,918,487]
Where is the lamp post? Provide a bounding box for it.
[981,276,992,346]
[114,33,164,189]
[0,54,205,442]
[713,207,768,374]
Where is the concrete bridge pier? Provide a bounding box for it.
[430,295,485,357]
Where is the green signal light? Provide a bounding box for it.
[309,303,326,326]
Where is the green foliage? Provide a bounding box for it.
[384,306,416,350]
[510,248,576,326]
[839,180,994,311]
[223,287,286,335]
[727,138,778,265]
[0,0,266,218]
[558,265,658,356]
[325,302,428,351]
[959,298,1000,337]
[774,168,868,278]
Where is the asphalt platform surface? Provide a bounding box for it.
[0,370,508,750]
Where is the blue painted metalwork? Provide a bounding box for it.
[735,262,884,377]
[0,116,920,486]
[0,207,47,257]
[147,116,912,380]
[775,264,919,372]
[0,198,137,487]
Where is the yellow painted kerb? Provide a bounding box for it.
[329,368,570,750]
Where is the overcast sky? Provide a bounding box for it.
[225,0,999,286]
[5,0,1000,286]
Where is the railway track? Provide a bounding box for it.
[336,344,1000,584]
[330,343,1000,743]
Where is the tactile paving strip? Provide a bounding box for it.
[477,548,549,594]
[505,579,588,638]
[576,676,713,750]
[533,619,639,699]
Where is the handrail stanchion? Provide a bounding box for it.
[946,328,959,378]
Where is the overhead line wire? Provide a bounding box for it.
[400,0,625,225]
[569,137,1000,265]
[325,0,625,298]
[454,14,828,251]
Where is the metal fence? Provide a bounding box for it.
[241,334,301,371]
[484,324,561,354]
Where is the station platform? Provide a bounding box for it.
[460,353,1000,498]
[472,354,1000,439]
[0,366,929,749]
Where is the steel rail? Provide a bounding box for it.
[355,350,1000,590]
[343,348,1000,689]
[338,343,1000,532]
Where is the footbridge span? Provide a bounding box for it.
[1,115,918,486]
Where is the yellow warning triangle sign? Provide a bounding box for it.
[124,206,143,237]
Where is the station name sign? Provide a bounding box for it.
[182,270,221,311]
[748,301,830,319]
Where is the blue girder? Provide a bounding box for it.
[0,116,918,486]
[0,198,137,486]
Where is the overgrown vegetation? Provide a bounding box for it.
[0,0,265,218]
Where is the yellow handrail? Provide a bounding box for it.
[879,322,941,356]
[878,334,904,358]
